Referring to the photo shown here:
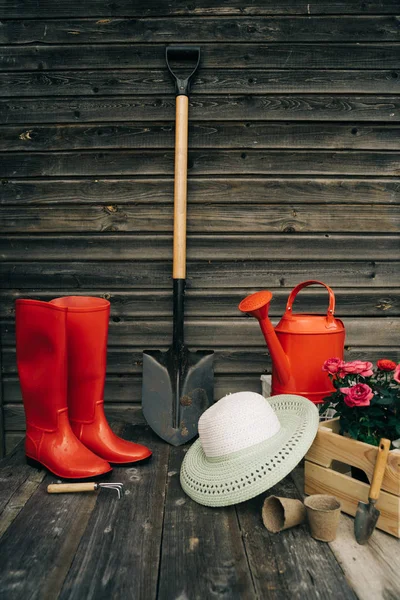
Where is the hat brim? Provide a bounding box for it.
[180,394,319,507]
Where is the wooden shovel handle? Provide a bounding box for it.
[369,438,391,501]
[173,95,189,279]
[47,483,96,494]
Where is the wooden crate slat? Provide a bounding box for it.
[305,462,400,538]
[305,419,400,494]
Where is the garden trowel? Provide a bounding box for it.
[354,438,391,544]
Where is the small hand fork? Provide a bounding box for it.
[47,482,124,499]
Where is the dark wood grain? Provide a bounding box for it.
[0,442,44,519]
[0,465,98,599]
[0,234,399,261]
[0,260,398,289]
[1,178,398,206]
[1,69,398,97]
[3,408,146,439]
[158,445,256,600]
[4,122,400,151]
[2,316,399,351]
[2,371,263,414]
[3,332,400,386]
[2,44,400,71]
[1,203,398,233]
[2,16,400,44]
[0,0,398,18]
[4,333,399,376]
[0,452,45,538]
[1,346,272,375]
[0,150,399,177]
[1,2,399,464]
[4,433,24,455]
[0,347,4,458]
[236,478,357,599]
[1,95,399,123]
[58,422,168,600]
[4,344,399,379]
[2,288,399,319]
[2,374,259,406]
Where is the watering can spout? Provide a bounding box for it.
[238,291,291,386]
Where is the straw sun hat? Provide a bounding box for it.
[180,391,319,507]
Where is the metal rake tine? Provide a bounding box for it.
[97,482,124,499]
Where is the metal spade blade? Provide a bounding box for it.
[142,346,214,446]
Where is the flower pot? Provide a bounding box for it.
[304,418,400,538]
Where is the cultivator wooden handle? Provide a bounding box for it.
[48,483,96,493]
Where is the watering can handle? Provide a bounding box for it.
[285,280,336,320]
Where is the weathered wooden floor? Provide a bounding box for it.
[0,413,399,600]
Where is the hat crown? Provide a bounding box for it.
[198,392,281,458]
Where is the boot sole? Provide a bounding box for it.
[26,456,113,481]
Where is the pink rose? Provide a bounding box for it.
[394,365,400,384]
[340,384,374,407]
[341,360,374,377]
[322,357,344,375]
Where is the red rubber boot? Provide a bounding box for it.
[15,299,112,479]
[50,296,152,464]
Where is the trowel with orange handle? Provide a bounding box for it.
[354,438,391,544]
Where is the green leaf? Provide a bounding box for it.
[375,396,393,405]
[367,407,385,417]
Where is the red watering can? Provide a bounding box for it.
[239,280,345,404]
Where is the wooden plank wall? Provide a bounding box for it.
[0,1,399,455]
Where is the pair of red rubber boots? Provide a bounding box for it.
[16,296,151,479]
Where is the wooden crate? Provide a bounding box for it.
[305,418,400,538]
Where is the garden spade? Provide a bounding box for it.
[142,47,214,446]
[354,438,391,544]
